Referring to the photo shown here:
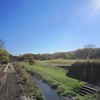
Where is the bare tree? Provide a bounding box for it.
[0,39,5,49]
[84,44,95,49]
[84,44,95,59]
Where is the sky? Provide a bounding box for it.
[0,0,100,55]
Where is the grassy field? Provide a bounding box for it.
[40,59,78,66]
[20,59,94,100]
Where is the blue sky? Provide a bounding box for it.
[0,0,100,55]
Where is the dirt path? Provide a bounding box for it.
[0,64,34,100]
[0,64,21,100]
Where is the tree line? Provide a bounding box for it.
[1,39,99,64]
[10,47,100,61]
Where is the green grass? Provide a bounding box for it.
[20,60,96,99]
[20,60,85,95]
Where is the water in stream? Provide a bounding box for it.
[32,76,72,100]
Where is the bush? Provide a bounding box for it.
[0,48,9,64]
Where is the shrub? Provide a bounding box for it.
[0,48,9,64]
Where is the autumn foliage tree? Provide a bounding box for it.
[29,57,35,65]
[0,39,9,64]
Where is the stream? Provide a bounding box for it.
[32,76,72,100]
